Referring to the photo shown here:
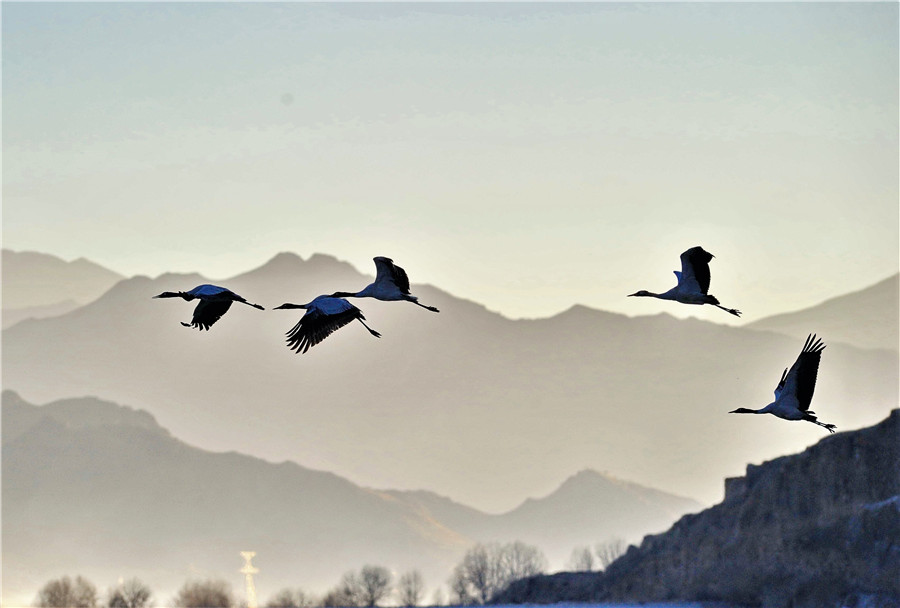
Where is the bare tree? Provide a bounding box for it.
[446,565,473,606]
[498,541,547,582]
[595,538,627,570]
[567,546,595,572]
[359,565,392,607]
[322,570,364,608]
[396,570,423,607]
[318,589,348,608]
[450,541,546,604]
[36,575,98,608]
[107,578,152,608]
[265,588,314,608]
[172,579,234,608]
[460,543,503,604]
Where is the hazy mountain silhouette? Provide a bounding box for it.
[3,299,82,329]
[2,249,125,328]
[2,391,699,606]
[386,469,700,568]
[389,469,701,567]
[2,389,163,442]
[744,273,899,351]
[2,252,897,512]
[482,470,700,554]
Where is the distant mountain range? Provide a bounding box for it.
[744,273,898,351]
[496,409,900,607]
[3,248,897,350]
[1,391,700,607]
[2,250,897,513]
[2,249,124,327]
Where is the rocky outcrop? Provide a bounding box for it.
[495,410,900,608]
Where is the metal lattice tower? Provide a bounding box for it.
[240,551,259,608]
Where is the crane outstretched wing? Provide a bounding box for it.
[374,257,411,295]
[774,367,788,400]
[779,334,826,411]
[185,300,233,331]
[678,247,713,295]
[284,301,364,354]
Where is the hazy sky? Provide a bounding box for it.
[3,2,898,321]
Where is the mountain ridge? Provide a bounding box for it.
[1,389,167,444]
[6,247,897,328]
[4,248,897,338]
[744,273,898,351]
[1,249,126,327]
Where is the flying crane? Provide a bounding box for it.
[274,295,381,353]
[153,284,264,330]
[628,246,741,317]
[730,333,836,433]
[332,256,440,312]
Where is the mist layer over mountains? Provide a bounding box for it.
[3,390,700,605]
[3,250,896,513]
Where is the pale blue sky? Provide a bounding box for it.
[3,2,898,320]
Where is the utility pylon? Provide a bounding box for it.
[240,551,259,608]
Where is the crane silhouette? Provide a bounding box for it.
[332,257,440,312]
[629,246,741,317]
[274,295,381,353]
[730,334,836,433]
[153,284,264,330]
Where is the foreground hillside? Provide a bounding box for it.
[3,252,897,511]
[496,410,900,607]
[1,391,699,606]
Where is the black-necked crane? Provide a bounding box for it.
[153,284,264,330]
[730,334,836,433]
[274,295,381,354]
[628,246,741,317]
[332,256,440,312]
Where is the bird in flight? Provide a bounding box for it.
[730,334,836,433]
[153,284,264,330]
[332,257,440,312]
[628,246,741,317]
[274,295,381,354]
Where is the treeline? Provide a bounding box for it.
[33,568,419,608]
[31,540,627,608]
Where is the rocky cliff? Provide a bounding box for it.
[495,409,900,608]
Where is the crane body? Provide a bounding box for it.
[153,284,264,330]
[275,295,380,353]
[333,257,439,312]
[730,334,836,433]
[629,246,741,317]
